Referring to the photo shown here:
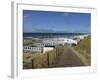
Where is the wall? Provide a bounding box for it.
[0,0,99,80]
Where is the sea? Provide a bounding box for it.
[23,33,86,39]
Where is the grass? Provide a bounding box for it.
[23,52,48,68]
[74,36,91,65]
[23,46,64,69]
[23,38,42,46]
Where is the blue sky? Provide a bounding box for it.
[23,10,91,33]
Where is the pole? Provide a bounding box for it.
[31,59,34,68]
[47,52,49,67]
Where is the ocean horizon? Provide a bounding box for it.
[23,32,88,39]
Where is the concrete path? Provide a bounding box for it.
[49,46,85,67]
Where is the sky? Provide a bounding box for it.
[23,10,91,33]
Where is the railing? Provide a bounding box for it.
[24,46,42,53]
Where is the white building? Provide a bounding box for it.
[74,34,89,40]
[64,38,78,45]
[43,47,54,53]
[43,38,78,46]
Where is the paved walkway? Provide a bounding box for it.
[49,46,85,67]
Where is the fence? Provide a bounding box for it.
[23,46,64,69]
[24,46,42,53]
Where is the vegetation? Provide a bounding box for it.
[23,46,64,69]
[23,36,91,68]
[74,36,91,65]
[23,40,33,46]
[23,38,42,46]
